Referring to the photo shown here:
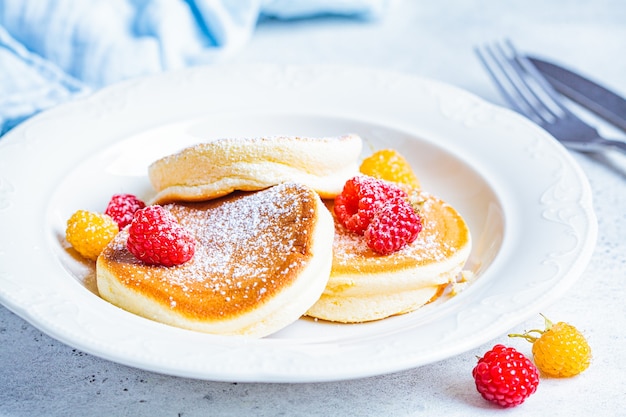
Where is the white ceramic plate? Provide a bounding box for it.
[0,65,596,382]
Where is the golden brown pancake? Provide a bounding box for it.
[96,183,334,337]
[306,191,472,323]
[148,134,362,204]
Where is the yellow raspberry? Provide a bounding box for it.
[359,149,420,190]
[510,315,591,378]
[66,210,119,261]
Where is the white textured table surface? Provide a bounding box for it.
[2,1,626,416]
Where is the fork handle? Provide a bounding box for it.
[600,138,626,155]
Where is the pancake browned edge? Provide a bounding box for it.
[148,134,363,204]
[306,191,472,323]
[96,183,334,338]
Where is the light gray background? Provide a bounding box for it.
[2,1,626,415]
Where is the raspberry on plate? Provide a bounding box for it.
[66,210,119,261]
[472,344,540,408]
[126,205,195,267]
[105,193,146,228]
[334,175,407,235]
[364,197,422,254]
[510,315,592,377]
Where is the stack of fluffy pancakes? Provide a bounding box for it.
[96,134,471,337]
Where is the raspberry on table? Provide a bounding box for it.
[510,315,592,377]
[364,197,422,254]
[126,205,195,267]
[334,175,407,235]
[472,344,540,408]
[359,149,420,190]
[66,210,119,261]
[105,193,146,228]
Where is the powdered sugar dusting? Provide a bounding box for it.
[103,183,317,317]
[332,191,462,269]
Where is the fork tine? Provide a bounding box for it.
[507,40,573,117]
[476,41,564,124]
[474,44,532,118]
[477,42,546,123]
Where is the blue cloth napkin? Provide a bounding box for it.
[0,0,386,136]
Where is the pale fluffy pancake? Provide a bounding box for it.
[306,191,471,323]
[148,134,362,204]
[96,183,334,338]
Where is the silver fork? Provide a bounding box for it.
[475,40,626,154]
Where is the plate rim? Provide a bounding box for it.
[0,64,597,382]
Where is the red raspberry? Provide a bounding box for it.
[364,198,422,254]
[334,176,407,234]
[105,194,146,228]
[472,344,540,408]
[126,206,195,267]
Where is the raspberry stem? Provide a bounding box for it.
[508,314,554,343]
[508,330,542,343]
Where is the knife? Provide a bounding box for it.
[527,56,626,133]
